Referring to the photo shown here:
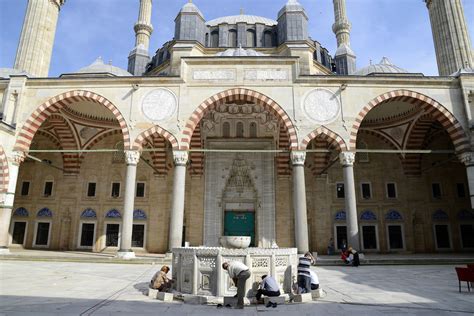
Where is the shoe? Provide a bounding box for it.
[272,303,277,308]
[266,302,272,308]
[225,304,232,308]
[217,304,223,309]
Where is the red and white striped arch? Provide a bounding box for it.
[180,88,298,150]
[132,126,179,151]
[14,90,131,152]
[350,90,469,153]
[0,146,9,193]
[300,126,349,151]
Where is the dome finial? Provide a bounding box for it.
[240,7,244,15]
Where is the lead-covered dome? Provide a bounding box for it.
[207,15,277,27]
[72,57,132,77]
[354,57,408,76]
[216,48,266,57]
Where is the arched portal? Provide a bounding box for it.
[183,88,298,248]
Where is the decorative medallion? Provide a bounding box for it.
[303,89,340,124]
[142,88,177,122]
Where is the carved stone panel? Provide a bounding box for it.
[244,69,288,81]
[141,88,177,122]
[193,69,236,81]
[303,88,341,124]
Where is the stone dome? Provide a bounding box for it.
[354,57,408,76]
[207,15,277,27]
[180,1,204,18]
[216,47,266,57]
[0,68,29,78]
[74,57,132,77]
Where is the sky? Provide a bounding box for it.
[0,0,473,77]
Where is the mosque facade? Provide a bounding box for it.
[0,0,473,257]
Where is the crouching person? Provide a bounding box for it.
[150,265,173,292]
[222,261,251,309]
[256,275,281,303]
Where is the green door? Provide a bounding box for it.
[224,211,255,246]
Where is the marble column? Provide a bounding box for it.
[291,151,309,254]
[0,152,25,254]
[458,152,474,208]
[117,151,140,259]
[168,151,188,251]
[339,152,360,250]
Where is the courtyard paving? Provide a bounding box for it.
[0,261,473,315]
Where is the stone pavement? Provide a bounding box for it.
[0,261,473,315]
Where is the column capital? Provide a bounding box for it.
[125,150,140,165]
[10,151,26,166]
[458,152,474,166]
[173,150,189,166]
[291,151,306,166]
[339,152,355,166]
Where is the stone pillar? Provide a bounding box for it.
[14,0,65,77]
[117,151,140,259]
[168,151,188,251]
[425,0,473,75]
[339,152,360,250]
[291,151,309,254]
[458,152,474,208]
[0,152,25,254]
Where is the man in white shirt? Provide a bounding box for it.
[222,261,251,309]
[309,269,319,290]
[256,275,281,302]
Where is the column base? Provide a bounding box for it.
[116,250,135,260]
[0,247,10,255]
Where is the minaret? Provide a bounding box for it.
[425,0,473,76]
[128,0,154,76]
[14,0,65,77]
[332,0,356,75]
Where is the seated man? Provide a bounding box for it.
[309,269,320,290]
[222,261,251,309]
[255,275,281,302]
[150,265,173,292]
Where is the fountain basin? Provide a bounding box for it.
[172,247,298,298]
[219,236,251,249]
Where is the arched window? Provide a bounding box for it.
[112,141,125,164]
[211,30,219,47]
[223,122,230,138]
[81,208,97,218]
[263,30,274,47]
[133,209,147,220]
[335,210,346,221]
[386,210,403,221]
[228,29,237,47]
[13,207,29,217]
[249,122,257,138]
[360,210,377,221]
[246,29,256,47]
[433,209,449,221]
[236,122,244,137]
[37,208,53,217]
[105,209,122,218]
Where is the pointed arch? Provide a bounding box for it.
[350,90,469,153]
[301,126,349,151]
[14,90,131,152]
[181,88,298,150]
[132,126,179,151]
[0,146,9,193]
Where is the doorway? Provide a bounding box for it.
[224,211,255,246]
[433,224,451,250]
[11,221,27,246]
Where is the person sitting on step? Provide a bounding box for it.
[255,275,281,306]
[150,265,174,292]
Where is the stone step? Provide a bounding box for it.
[158,292,174,302]
[293,293,313,303]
